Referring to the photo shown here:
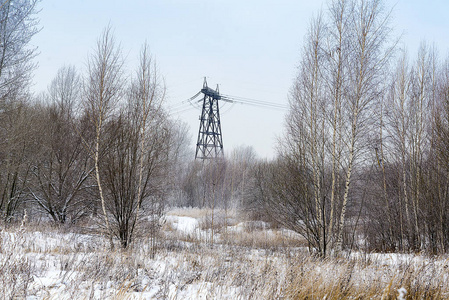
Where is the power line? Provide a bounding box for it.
[221,94,288,110]
[169,82,288,118]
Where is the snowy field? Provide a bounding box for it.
[1,208,449,299]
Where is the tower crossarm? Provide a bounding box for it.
[201,86,221,100]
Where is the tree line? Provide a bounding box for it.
[3,0,449,256]
[0,1,185,250]
[247,0,449,256]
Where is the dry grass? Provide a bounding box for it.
[0,228,35,299]
[222,229,307,249]
[166,207,219,219]
[284,254,449,299]
[165,207,306,249]
[1,210,449,299]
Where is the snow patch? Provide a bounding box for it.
[164,215,199,235]
[398,287,407,300]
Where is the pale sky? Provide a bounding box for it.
[31,0,449,159]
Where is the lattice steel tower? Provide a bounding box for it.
[195,78,224,160]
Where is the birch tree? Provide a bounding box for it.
[279,0,396,255]
[278,12,330,256]
[433,56,449,253]
[100,44,168,249]
[406,44,434,249]
[130,44,165,251]
[335,0,395,252]
[83,27,124,248]
[386,50,411,250]
[324,0,352,251]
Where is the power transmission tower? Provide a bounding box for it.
[195,78,224,160]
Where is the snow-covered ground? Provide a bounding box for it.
[1,208,448,299]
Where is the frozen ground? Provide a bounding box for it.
[1,208,448,299]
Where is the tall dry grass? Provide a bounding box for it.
[0,209,448,299]
[284,254,449,299]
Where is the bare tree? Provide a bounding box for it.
[180,160,205,208]
[29,66,94,223]
[0,98,36,221]
[83,26,124,248]
[100,44,168,249]
[385,50,411,250]
[273,0,396,256]
[360,43,449,253]
[130,43,165,251]
[324,0,352,251]
[83,39,176,249]
[0,0,40,101]
[251,156,319,253]
[0,0,40,222]
[335,0,395,252]
[432,55,449,253]
[228,145,257,210]
[101,107,174,248]
[286,12,329,256]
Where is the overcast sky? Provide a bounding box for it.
[31,0,449,159]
